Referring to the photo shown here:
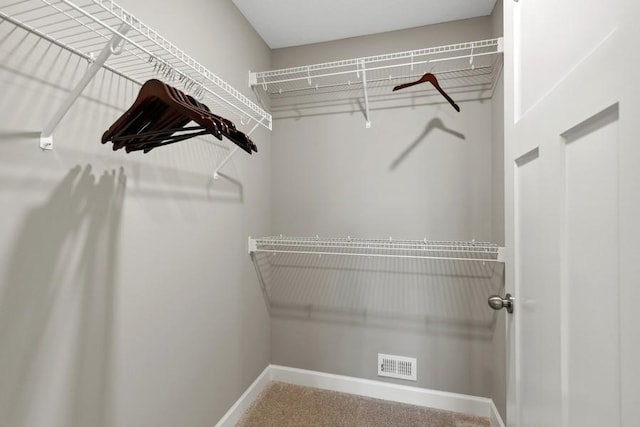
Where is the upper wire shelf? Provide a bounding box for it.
[250,38,503,127]
[249,236,504,263]
[0,0,272,130]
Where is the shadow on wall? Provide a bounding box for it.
[390,117,466,171]
[0,131,245,205]
[253,252,505,341]
[0,164,126,427]
[0,21,245,205]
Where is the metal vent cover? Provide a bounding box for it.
[378,353,417,381]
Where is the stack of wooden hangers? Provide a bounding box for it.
[102,79,256,154]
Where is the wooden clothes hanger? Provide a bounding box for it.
[102,79,256,154]
[183,94,257,154]
[113,100,192,151]
[119,85,223,153]
[392,73,460,112]
[102,79,220,147]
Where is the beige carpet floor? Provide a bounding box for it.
[237,382,490,427]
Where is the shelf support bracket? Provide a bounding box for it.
[250,250,272,314]
[249,237,271,312]
[359,60,371,128]
[213,119,263,179]
[39,23,130,150]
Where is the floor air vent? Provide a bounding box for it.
[378,353,417,381]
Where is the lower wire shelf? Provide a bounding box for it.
[249,236,504,263]
[248,236,505,327]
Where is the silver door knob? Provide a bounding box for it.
[488,293,514,313]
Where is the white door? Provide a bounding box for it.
[502,0,640,426]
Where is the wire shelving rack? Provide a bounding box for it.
[0,0,272,172]
[248,236,504,314]
[250,38,503,127]
[249,235,503,263]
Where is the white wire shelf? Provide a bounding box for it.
[0,0,272,150]
[249,235,505,317]
[250,38,503,127]
[249,236,504,263]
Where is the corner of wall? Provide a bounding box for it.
[491,0,505,38]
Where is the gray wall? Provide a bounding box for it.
[0,0,508,423]
[269,15,505,398]
[0,1,271,426]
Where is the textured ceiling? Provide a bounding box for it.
[232,0,497,49]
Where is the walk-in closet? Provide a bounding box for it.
[0,0,637,426]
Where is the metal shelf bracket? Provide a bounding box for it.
[1,0,272,154]
[40,22,130,150]
[360,60,371,128]
[213,118,264,179]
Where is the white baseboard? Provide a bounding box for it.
[214,366,272,427]
[269,365,491,418]
[216,364,506,427]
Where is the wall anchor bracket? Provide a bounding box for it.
[360,60,371,128]
[39,23,130,150]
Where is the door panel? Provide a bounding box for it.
[619,6,640,418]
[504,0,637,425]
[562,105,620,426]
[516,0,617,118]
[514,148,561,426]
